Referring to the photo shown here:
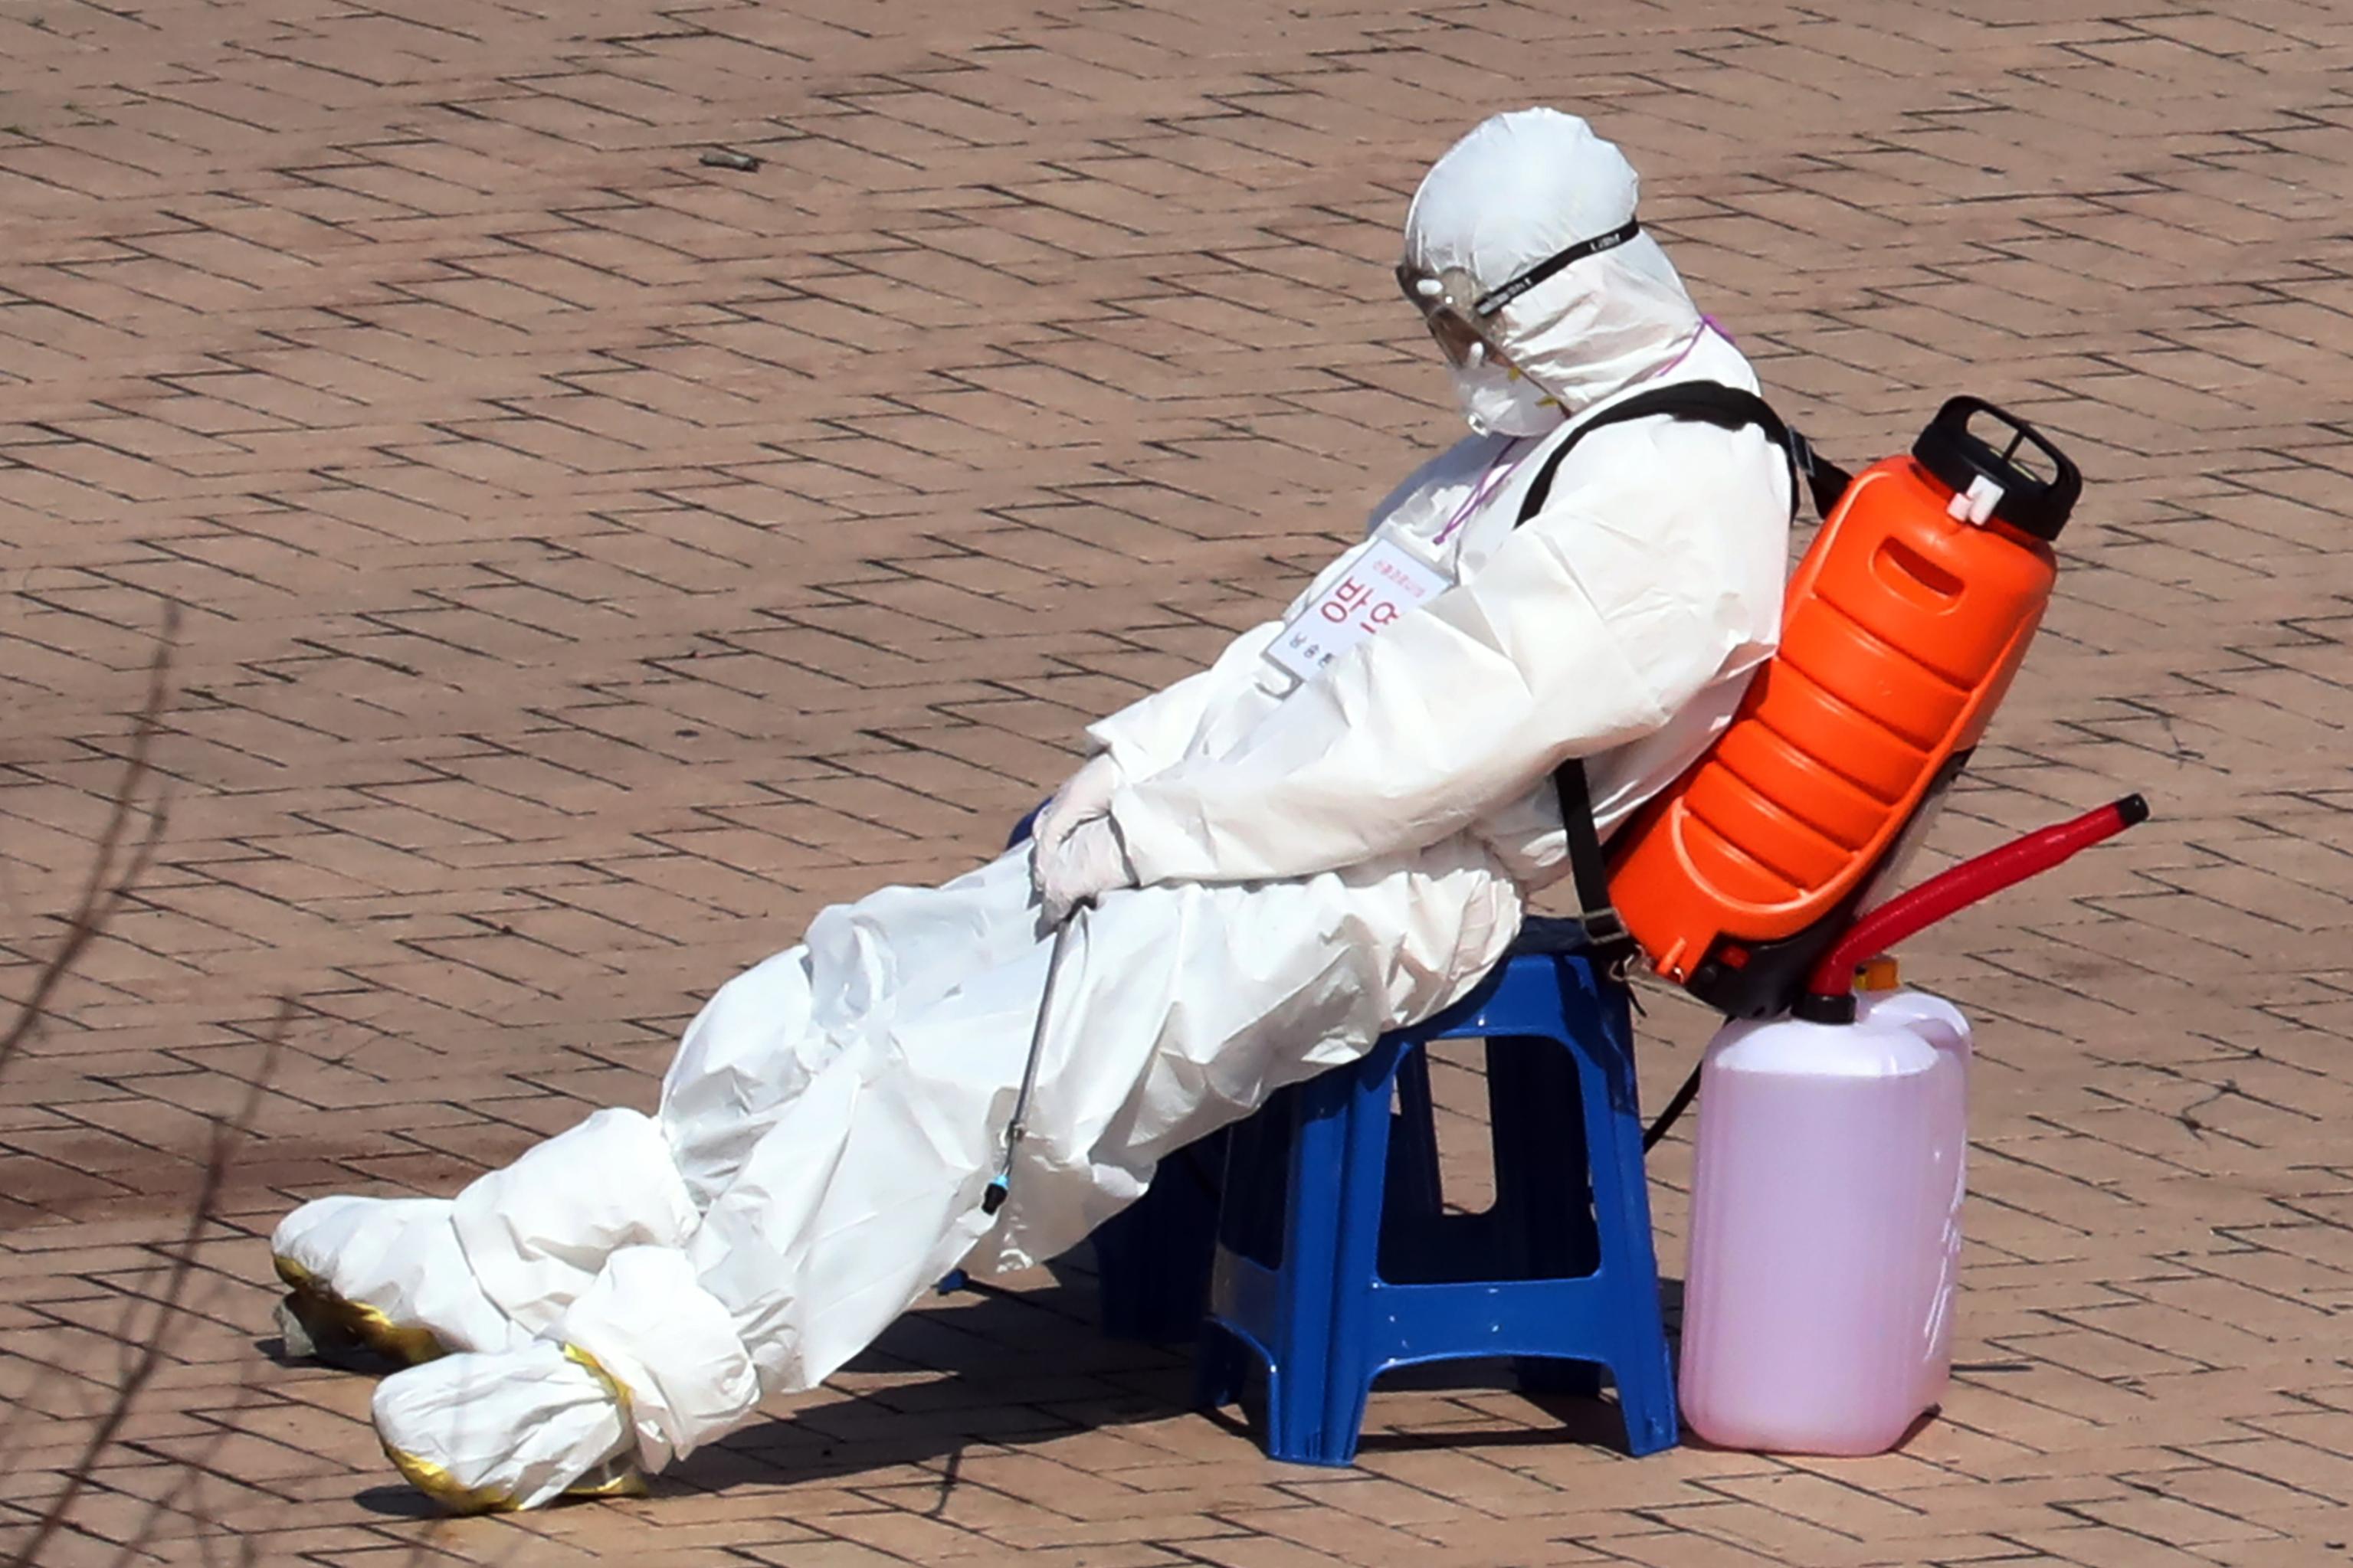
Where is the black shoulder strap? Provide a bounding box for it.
[1551,746,1635,971]
[1512,380,1837,529]
[1512,380,1847,973]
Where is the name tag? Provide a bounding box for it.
[1263,535,1452,684]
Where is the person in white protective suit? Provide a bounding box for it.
[267,106,1794,1511]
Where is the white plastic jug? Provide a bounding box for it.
[1676,983,1971,1455]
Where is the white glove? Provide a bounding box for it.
[1034,815,1138,927]
[1031,754,1123,859]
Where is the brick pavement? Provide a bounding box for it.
[3,0,2351,1562]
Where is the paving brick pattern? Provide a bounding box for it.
[3,0,2351,1562]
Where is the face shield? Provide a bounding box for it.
[1396,217,1643,369]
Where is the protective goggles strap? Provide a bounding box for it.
[1471,218,1642,318]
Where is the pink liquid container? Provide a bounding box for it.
[1673,797,2148,1455]
[1676,987,1971,1455]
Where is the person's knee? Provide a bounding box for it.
[555,1245,762,1468]
[449,1108,699,1334]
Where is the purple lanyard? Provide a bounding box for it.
[1655,316,1727,379]
[1433,438,1534,547]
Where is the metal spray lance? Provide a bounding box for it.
[982,900,1087,1216]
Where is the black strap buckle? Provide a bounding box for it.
[1576,905,1640,982]
[1785,428,1854,519]
[1787,428,1818,481]
[1576,905,1630,949]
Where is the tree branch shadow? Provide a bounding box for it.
[0,614,490,1568]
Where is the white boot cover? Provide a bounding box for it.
[271,1195,525,1359]
[372,1340,634,1513]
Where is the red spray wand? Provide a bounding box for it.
[1790,794,2149,1024]
[1641,794,2148,1148]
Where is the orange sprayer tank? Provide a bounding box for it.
[1609,398,2082,1019]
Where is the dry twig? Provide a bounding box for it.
[0,607,176,1078]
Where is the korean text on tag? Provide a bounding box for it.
[1264,536,1451,684]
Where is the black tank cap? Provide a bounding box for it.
[1791,991,1859,1026]
[1912,397,2083,542]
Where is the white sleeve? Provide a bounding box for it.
[1078,440,1490,781]
[1080,624,1280,780]
[1106,418,1791,885]
[1080,536,1384,780]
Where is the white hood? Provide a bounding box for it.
[1403,108,1705,416]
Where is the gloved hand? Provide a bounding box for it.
[1033,814,1139,927]
[1032,754,1123,858]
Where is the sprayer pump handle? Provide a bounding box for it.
[1912,397,2083,542]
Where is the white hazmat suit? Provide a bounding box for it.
[269,107,1792,1511]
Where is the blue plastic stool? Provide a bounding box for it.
[1194,927,1677,1465]
[1088,1058,1449,1340]
[1088,1131,1226,1339]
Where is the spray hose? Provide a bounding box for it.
[1793,794,2148,1023]
[1641,793,2148,1149]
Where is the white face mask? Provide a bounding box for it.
[1450,352,1564,437]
